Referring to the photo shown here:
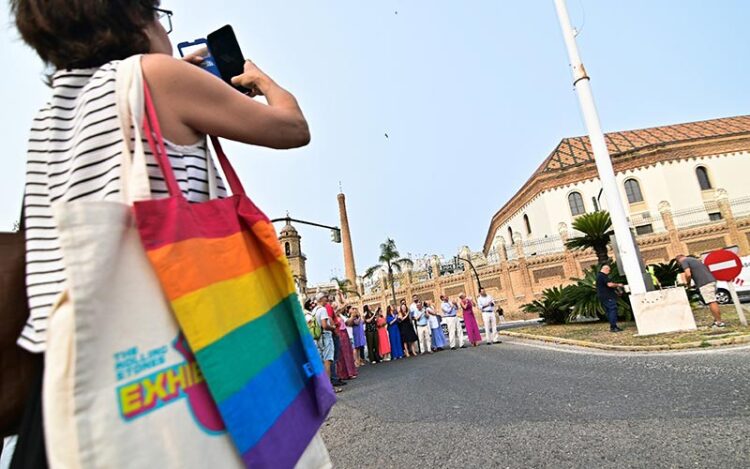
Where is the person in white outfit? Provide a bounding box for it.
[412,302,432,354]
[440,295,465,350]
[477,288,499,345]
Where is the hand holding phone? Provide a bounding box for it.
[230,59,269,97]
[207,25,256,94]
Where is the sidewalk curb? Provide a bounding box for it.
[498,330,750,351]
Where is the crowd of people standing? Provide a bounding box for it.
[305,288,504,393]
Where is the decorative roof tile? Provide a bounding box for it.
[540,115,750,173]
[484,115,750,254]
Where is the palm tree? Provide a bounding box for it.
[565,211,613,266]
[363,238,413,305]
[650,260,682,287]
[329,276,360,298]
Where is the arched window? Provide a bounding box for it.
[523,214,532,235]
[696,166,712,190]
[568,192,586,216]
[507,226,514,244]
[624,179,644,204]
[285,242,291,257]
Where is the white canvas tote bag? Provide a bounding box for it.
[41,55,244,469]
[42,55,331,469]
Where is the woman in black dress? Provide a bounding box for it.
[397,303,419,357]
[363,305,381,364]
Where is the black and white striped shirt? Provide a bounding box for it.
[20,61,227,353]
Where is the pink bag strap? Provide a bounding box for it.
[209,136,246,196]
[141,83,246,197]
[141,83,180,197]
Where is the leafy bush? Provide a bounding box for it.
[523,265,634,325]
[522,286,572,325]
[564,265,632,322]
[649,260,682,288]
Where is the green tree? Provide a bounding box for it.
[565,211,613,266]
[329,276,360,298]
[363,238,413,306]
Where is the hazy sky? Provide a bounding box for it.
[1,1,748,285]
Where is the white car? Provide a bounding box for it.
[715,256,750,304]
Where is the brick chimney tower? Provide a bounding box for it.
[337,192,357,287]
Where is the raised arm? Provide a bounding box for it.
[142,54,309,150]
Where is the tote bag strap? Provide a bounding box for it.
[209,136,246,196]
[205,148,219,200]
[141,84,182,197]
[115,55,152,204]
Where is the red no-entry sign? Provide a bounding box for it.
[704,249,743,282]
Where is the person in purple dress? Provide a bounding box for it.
[349,306,367,367]
[459,293,482,347]
[386,305,404,359]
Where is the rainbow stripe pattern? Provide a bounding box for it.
[134,95,335,469]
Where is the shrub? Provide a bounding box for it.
[524,265,635,325]
[564,265,632,322]
[650,260,682,287]
[522,286,572,325]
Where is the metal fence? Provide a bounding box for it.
[628,211,666,236]
[672,205,722,229]
[730,196,750,218]
[521,235,565,257]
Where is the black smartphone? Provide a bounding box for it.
[206,25,247,92]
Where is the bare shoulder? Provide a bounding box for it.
[141,53,202,87]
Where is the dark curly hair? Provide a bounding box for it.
[10,0,158,70]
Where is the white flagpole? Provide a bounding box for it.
[553,0,647,294]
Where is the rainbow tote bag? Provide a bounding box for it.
[132,84,335,468]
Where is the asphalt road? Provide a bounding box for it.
[320,339,750,468]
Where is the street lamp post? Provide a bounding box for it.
[454,256,482,291]
[270,216,342,244]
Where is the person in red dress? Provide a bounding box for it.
[376,307,392,360]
